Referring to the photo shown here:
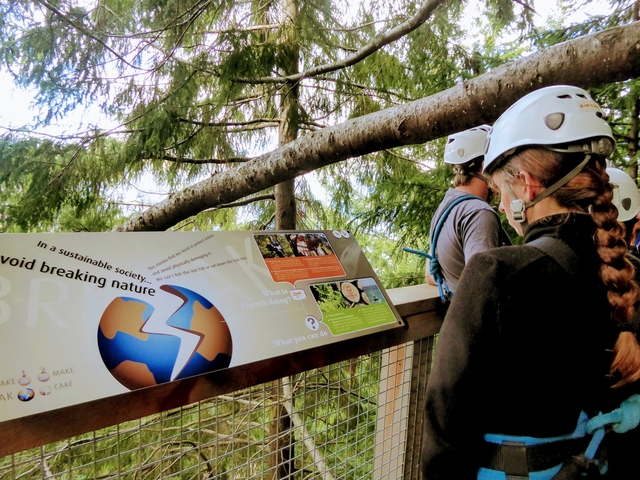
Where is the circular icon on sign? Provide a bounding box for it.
[97,285,233,390]
[332,230,342,238]
[305,315,320,331]
[340,230,350,238]
[18,388,35,402]
[18,371,31,386]
[39,386,52,396]
[38,368,50,382]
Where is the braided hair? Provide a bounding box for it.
[493,148,640,386]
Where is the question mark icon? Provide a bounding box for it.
[305,315,319,331]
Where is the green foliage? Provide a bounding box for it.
[312,283,347,311]
[0,0,630,264]
[0,357,387,479]
[521,1,640,177]
[0,0,543,233]
[3,2,637,478]
[0,134,125,232]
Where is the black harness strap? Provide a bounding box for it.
[528,236,580,277]
[480,437,590,477]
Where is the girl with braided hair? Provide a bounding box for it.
[422,86,640,480]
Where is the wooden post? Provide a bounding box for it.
[372,342,414,479]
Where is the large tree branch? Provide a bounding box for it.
[114,22,640,232]
[238,0,447,84]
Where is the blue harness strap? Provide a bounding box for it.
[583,394,640,460]
[479,238,640,479]
[402,199,474,302]
[427,195,484,302]
[405,194,508,302]
[479,395,640,479]
[478,237,640,480]
[428,194,482,301]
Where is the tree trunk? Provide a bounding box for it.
[268,380,294,480]
[630,0,640,181]
[274,0,299,230]
[114,22,640,232]
[629,94,639,181]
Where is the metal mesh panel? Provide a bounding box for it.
[0,341,435,479]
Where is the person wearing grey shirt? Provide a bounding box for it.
[428,126,510,294]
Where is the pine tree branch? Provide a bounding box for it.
[314,76,413,102]
[513,0,538,15]
[204,193,275,212]
[35,0,150,72]
[322,18,396,33]
[178,117,280,127]
[107,201,155,208]
[226,124,279,133]
[258,212,276,230]
[382,148,433,168]
[203,24,280,34]
[112,21,640,232]
[158,155,252,164]
[145,0,215,76]
[237,0,446,84]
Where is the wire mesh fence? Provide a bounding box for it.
[0,339,435,480]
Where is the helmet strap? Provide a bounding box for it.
[508,154,592,224]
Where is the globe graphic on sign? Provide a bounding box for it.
[18,388,35,402]
[97,285,232,390]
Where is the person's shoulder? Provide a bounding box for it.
[464,244,548,274]
[454,199,500,228]
[447,193,494,214]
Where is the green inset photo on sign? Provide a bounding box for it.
[309,278,398,336]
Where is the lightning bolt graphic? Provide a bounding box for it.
[140,285,203,381]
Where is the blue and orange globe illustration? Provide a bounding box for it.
[98,285,232,390]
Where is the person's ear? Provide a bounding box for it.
[518,171,541,201]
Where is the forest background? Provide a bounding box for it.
[0,0,638,289]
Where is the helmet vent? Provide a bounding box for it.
[576,93,588,99]
[545,113,565,130]
[557,94,572,99]
[447,138,454,144]
[595,111,603,118]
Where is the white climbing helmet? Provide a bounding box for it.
[483,85,615,175]
[607,168,640,222]
[444,125,491,165]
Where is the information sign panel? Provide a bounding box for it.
[0,230,402,422]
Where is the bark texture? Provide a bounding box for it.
[274,0,299,230]
[114,22,640,232]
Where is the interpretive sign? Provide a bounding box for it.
[0,230,402,422]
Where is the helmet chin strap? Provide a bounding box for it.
[507,154,592,228]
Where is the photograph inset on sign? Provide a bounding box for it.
[254,233,345,285]
[308,278,397,336]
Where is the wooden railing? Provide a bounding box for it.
[0,283,444,468]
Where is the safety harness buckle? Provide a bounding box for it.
[501,442,529,477]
